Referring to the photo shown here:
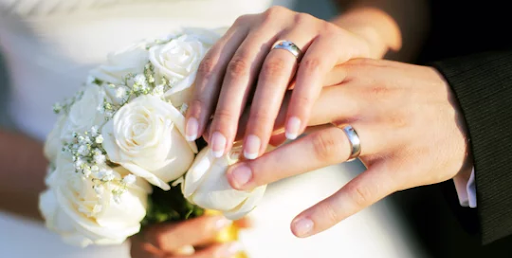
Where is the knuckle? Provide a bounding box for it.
[227,55,250,78]
[197,55,216,79]
[317,201,341,225]
[311,130,340,163]
[234,14,251,25]
[301,58,322,73]
[293,94,314,108]
[294,12,315,25]
[264,6,288,20]
[321,21,339,33]
[250,109,275,124]
[262,57,288,79]
[214,108,236,124]
[189,99,207,116]
[346,184,373,207]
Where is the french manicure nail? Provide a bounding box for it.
[211,132,226,158]
[221,242,244,257]
[244,134,261,160]
[285,116,301,140]
[215,217,233,230]
[292,218,314,237]
[185,118,198,142]
[230,164,252,188]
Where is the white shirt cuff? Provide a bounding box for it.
[453,168,477,208]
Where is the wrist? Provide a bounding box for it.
[332,7,401,59]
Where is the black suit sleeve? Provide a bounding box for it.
[432,51,512,244]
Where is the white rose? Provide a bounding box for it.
[44,115,67,161]
[89,41,149,85]
[182,145,267,220]
[60,85,107,142]
[149,32,220,106]
[39,153,150,247]
[101,95,197,190]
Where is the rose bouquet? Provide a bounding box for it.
[39,28,267,248]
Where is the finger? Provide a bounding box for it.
[224,82,360,142]
[323,64,350,87]
[185,20,250,142]
[284,35,340,140]
[168,242,244,258]
[233,217,253,229]
[269,130,287,147]
[242,30,315,160]
[226,125,380,190]
[146,216,233,252]
[131,233,166,258]
[291,162,397,238]
[208,24,281,158]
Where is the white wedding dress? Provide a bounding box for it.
[0,1,422,257]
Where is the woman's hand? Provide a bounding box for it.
[130,216,243,258]
[185,6,373,160]
[223,59,473,238]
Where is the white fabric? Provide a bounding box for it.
[0,1,422,257]
[453,169,477,208]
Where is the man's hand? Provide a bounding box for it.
[223,59,473,238]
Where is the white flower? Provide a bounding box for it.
[133,74,147,87]
[115,87,127,99]
[77,145,89,156]
[95,135,104,144]
[94,154,107,165]
[89,42,149,85]
[101,95,197,190]
[44,115,68,161]
[39,153,151,247]
[152,85,165,96]
[60,85,107,142]
[149,32,220,107]
[182,144,267,220]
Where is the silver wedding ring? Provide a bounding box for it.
[272,40,302,60]
[335,124,361,162]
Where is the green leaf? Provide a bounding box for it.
[142,181,204,226]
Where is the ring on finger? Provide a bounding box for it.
[272,40,302,60]
[333,123,361,162]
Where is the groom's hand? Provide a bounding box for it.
[223,59,473,238]
[130,215,243,258]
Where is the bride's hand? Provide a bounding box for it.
[185,6,371,160]
[222,59,473,238]
[130,215,242,258]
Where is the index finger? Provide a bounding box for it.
[291,162,397,238]
[225,126,352,190]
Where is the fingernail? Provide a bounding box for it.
[185,118,198,142]
[292,218,314,237]
[230,164,252,188]
[211,132,226,158]
[285,116,301,140]
[215,217,233,230]
[244,135,261,160]
[220,242,244,257]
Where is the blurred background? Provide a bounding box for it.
[1,0,512,257]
